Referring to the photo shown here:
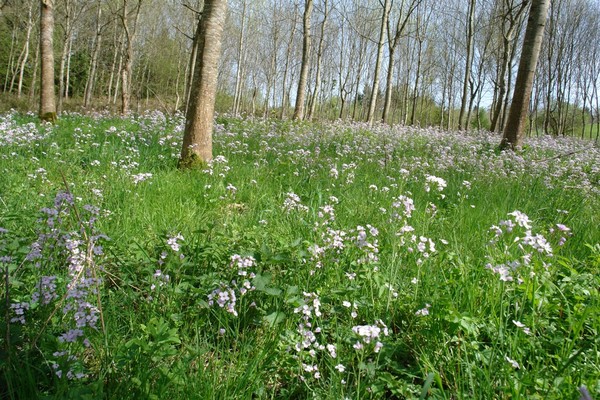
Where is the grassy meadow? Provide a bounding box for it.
[0,110,599,399]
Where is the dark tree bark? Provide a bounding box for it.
[500,0,551,150]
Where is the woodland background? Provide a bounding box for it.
[1,0,599,139]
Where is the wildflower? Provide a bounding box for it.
[415,304,431,316]
[327,344,337,358]
[335,364,346,373]
[167,233,184,252]
[131,173,153,184]
[282,192,309,213]
[225,183,237,195]
[505,356,520,369]
[425,175,447,192]
[10,302,30,324]
[512,320,531,335]
[508,210,532,229]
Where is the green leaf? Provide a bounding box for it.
[263,311,286,326]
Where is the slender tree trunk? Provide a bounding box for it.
[367,0,390,126]
[17,2,35,98]
[3,27,17,93]
[179,0,227,167]
[307,0,328,121]
[57,0,72,112]
[382,0,421,124]
[119,0,142,115]
[501,0,551,150]
[108,30,120,103]
[382,46,396,124]
[113,44,123,105]
[186,10,202,114]
[84,4,103,108]
[232,0,246,116]
[458,0,475,130]
[410,37,423,125]
[39,0,56,122]
[293,0,313,121]
[64,36,72,100]
[280,4,298,119]
[28,44,39,105]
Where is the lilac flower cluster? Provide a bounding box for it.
[150,269,170,291]
[282,192,309,213]
[0,112,49,146]
[351,320,389,353]
[290,292,339,380]
[207,255,256,316]
[131,172,153,185]
[352,225,380,266]
[9,191,109,380]
[487,210,572,282]
[203,155,230,177]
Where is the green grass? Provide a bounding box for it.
[1,111,599,399]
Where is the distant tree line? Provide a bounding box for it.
[1,0,598,139]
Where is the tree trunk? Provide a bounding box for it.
[367,0,390,127]
[3,24,17,93]
[382,0,422,124]
[500,0,551,150]
[39,0,56,122]
[458,0,475,130]
[17,2,34,98]
[232,0,246,116]
[410,37,423,125]
[28,44,39,105]
[57,0,72,113]
[179,0,227,167]
[293,0,313,121]
[280,4,298,119]
[119,0,142,115]
[307,0,328,121]
[185,9,202,115]
[84,3,103,108]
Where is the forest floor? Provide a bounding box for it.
[1,111,599,399]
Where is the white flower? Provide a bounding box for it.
[335,364,346,372]
[508,210,532,229]
[505,356,520,369]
